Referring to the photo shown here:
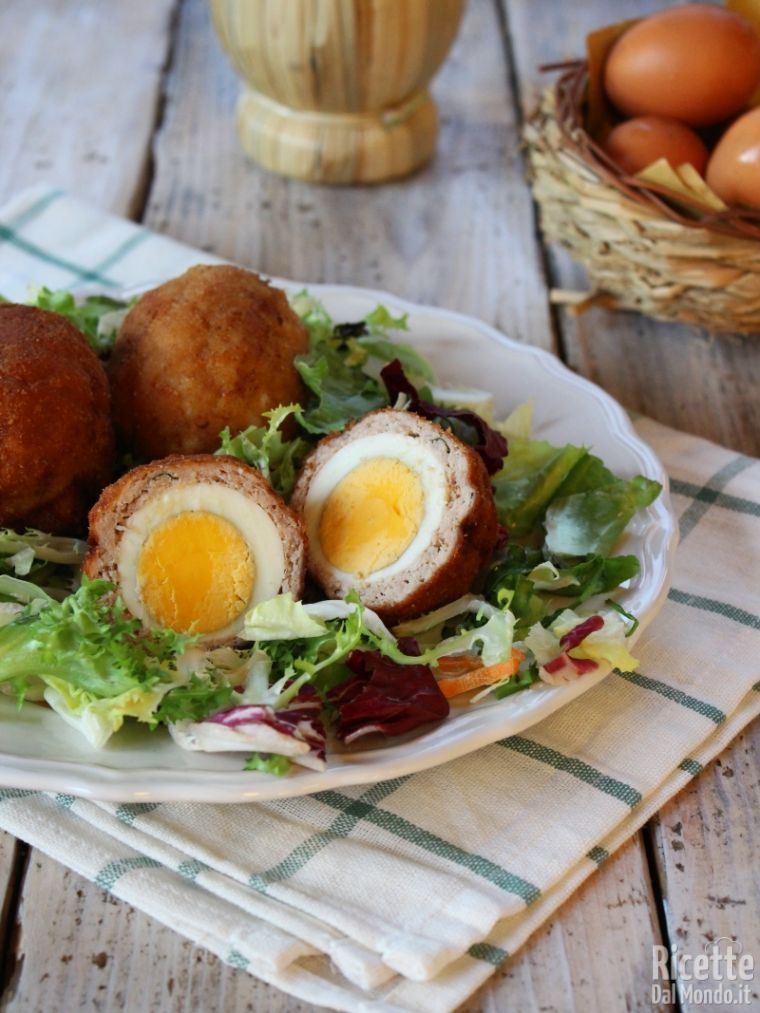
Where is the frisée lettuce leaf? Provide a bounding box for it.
[7,287,132,355]
[217,404,310,498]
[0,577,196,746]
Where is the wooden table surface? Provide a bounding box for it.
[1,1,758,1010]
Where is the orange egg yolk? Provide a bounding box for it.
[137,511,255,634]
[318,458,424,578]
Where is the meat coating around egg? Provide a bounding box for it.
[290,409,500,623]
[109,265,309,460]
[0,304,114,535]
[84,455,306,643]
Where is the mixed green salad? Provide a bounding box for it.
[0,287,660,775]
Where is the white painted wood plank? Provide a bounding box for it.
[462,837,673,1012]
[0,831,16,941]
[2,858,316,1012]
[650,723,760,1012]
[0,0,178,217]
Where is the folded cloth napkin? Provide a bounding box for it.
[0,186,758,1012]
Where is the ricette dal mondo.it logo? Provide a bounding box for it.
[652,937,755,1006]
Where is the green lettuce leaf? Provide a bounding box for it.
[484,545,641,636]
[525,607,638,673]
[154,673,234,725]
[43,679,171,749]
[363,305,409,334]
[291,292,435,434]
[544,476,662,557]
[0,574,55,607]
[21,287,131,355]
[242,593,433,699]
[547,554,641,603]
[244,752,292,775]
[395,595,516,668]
[217,404,310,498]
[0,528,88,598]
[493,664,538,699]
[243,594,329,641]
[0,577,194,742]
[295,350,387,434]
[492,439,587,537]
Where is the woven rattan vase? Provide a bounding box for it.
[524,63,760,335]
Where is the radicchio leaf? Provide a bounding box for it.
[380,359,508,475]
[559,615,604,652]
[539,652,598,686]
[539,617,605,686]
[207,686,326,768]
[327,644,449,744]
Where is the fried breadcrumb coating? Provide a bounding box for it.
[109,265,309,460]
[0,304,114,534]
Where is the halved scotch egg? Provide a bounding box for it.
[84,455,306,642]
[290,409,500,622]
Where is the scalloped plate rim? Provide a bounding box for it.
[0,277,678,802]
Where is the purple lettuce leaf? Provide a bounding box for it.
[208,685,326,764]
[559,615,604,652]
[380,359,508,475]
[327,645,449,745]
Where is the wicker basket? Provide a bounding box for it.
[524,62,760,335]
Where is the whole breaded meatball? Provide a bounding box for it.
[109,265,309,460]
[0,305,114,534]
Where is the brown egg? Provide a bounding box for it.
[605,4,760,127]
[603,116,709,176]
[706,107,760,208]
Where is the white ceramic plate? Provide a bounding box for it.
[0,281,677,802]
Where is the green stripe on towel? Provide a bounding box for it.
[0,224,117,287]
[617,671,726,724]
[226,950,250,971]
[678,758,703,777]
[94,855,162,891]
[667,589,760,632]
[0,788,39,803]
[499,736,642,809]
[93,229,150,275]
[114,802,162,826]
[675,456,755,539]
[6,190,63,231]
[312,789,541,905]
[249,779,406,892]
[670,478,759,520]
[587,846,609,866]
[468,942,508,966]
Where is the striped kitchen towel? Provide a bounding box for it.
[0,185,758,1012]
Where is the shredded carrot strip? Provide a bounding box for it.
[435,654,483,677]
[437,649,525,699]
